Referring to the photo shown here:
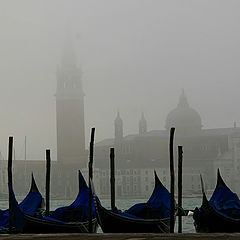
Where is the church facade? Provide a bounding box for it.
[94,92,240,197]
[1,43,240,199]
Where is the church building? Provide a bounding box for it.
[94,91,240,197]
[1,42,240,199]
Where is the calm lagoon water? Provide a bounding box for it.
[0,197,202,233]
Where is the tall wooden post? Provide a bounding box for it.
[8,136,13,233]
[178,146,183,233]
[110,148,115,211]
[45,149,51,217]
[169,127,175,233]
[88,128,95,233]
[24,136,27,193]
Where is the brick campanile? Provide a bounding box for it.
[56,39,85,165]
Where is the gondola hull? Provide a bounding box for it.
[8,171,98,233]
[194,203,240,233]
[193,170,240,233]
[22,214,98,233]
[95,198,171,233]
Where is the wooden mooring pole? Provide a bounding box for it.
[169,127,175,233]
[88,128,95,233]
[178,146,183,233]
[45,149,51,217]
[8,136,13,233]
[110,148,115,211]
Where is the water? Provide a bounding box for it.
[180,197,202,233]
[0,197,202,233]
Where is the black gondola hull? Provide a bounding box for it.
[95,198,171,233]
[194,170,240,233]
[22,214,98,233]
[194,204,240,233]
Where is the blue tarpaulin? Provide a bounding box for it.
[123,172,170,219]
[194,170,240,221]
[209,185,240,218]
[50,170,96,222]
[0,180,43,229]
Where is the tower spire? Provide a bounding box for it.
[139,112,147,134]
[56,34,83,99]
[114,111,123,140]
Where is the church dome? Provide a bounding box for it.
[165,92,202,134]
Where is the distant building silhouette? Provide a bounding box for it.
[5,38,90,199]
[2,43,240,199]
[94,92,240,197]
[114,111,123,142]
[139,113,147,135]
[56,38,86,166]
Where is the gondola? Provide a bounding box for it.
[193,169,240,233]
[94,171,175,233]
[9,170,98,233]
[0,174,43,231]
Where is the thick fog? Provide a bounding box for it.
[0,0,240,160]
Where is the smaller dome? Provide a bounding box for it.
[165,92,202,134]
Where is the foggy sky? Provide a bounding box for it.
[0,0,240,160]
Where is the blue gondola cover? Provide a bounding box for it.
[194,170,240,226]
[124,173,170,219]
[209,183,240,218]
[0,183,42,229]
[50,170,96,222]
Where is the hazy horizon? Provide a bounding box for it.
[0,0,240,160]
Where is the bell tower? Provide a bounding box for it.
[139,112,147,134]
[114,111,123,142]
[56,38,85,165]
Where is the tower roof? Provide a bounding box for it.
[115,111,123,123]
[56,33,84,99]
[139,112,147,134]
